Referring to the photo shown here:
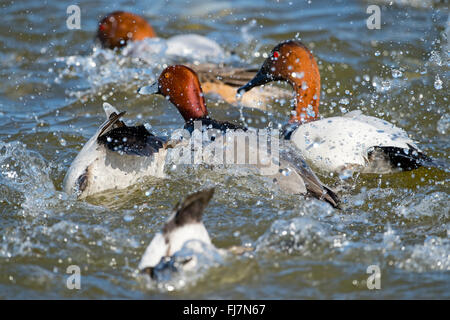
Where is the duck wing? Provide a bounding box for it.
[279,140,340,208]
[189,63,259,88]
[98,123,166,157]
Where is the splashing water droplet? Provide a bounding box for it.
[381,80,391,91]
[339,98,349,105]
[437,114,449,134]
[281,168,291,176]
[339,169,353,180]
[434,75,443,90]
[392,69,403,78]
[123,215,134,222]
[236,90,244,100]
[59,138,67,146]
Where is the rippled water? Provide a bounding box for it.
[0,0,449,299]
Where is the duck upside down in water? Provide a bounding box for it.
[139,188,218,279]
[238,40,437,174]
[139,188,254,280]
[63,103,172,199]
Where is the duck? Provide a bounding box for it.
[63,102,174,199]
[139,188,220,279]
[97,11,224,61]
[97,11,290,109]
[238,40,436,174]
[139,188,254,281]
[138,65,340,208]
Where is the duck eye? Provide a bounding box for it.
[165,73,171,79]
[273,51,280,58]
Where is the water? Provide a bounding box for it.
[0,0,449,299]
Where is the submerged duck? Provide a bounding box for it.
[139,188,253,281]
[139,188,219,279]
[63,103,171,198]
[97,11,290,109]
[238,40,435,174]
[139,65,340,208]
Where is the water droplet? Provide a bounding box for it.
[434,75,443,90]
[123,215,134,222]
[437,114,449,134]
[339,169,353,180]
[381,80,391,91]
[339,98,349,105]
[145,187,154,197]
[301,81,308,90]
[392,69,403,78]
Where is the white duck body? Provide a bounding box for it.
[138,188,221,279]
[63,103,167,199]
[124,34,225,64]
[138,224,212,271]
[290,110,423,173]
[165,34,225,62]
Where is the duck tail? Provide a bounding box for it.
[279,141,341,209]
[97,110,126,138]
[102,102,120,119]
[301,175,340,209]
[322,186,341,209]
[162,188,215,235]
[373,144,447,171]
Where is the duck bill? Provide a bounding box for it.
[237,70,273,94]
[137,82,160,95]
